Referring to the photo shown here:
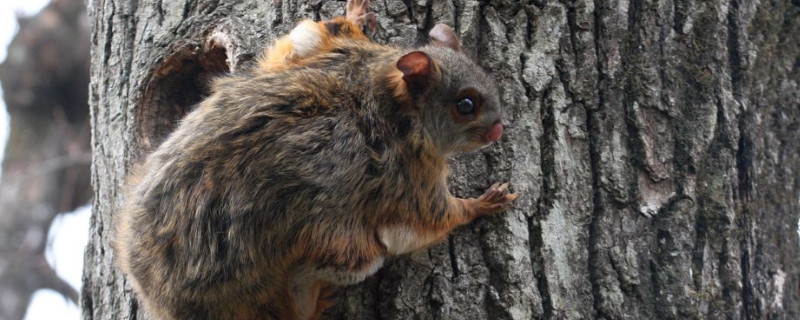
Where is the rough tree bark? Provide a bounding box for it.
[83,0,800,319]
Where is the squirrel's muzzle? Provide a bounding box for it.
[485,121,503,143]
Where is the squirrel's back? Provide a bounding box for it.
[115,33,404,320]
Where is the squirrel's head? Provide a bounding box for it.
[392,24,503,155]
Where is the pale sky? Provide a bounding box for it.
[0,1,87,320]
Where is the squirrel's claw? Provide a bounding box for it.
[472,182,518,217]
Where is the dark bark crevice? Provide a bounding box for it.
[534,85,557,319]
[586,108,606,319]
[728,0,756,303]
[528,216,552,319]
[586,2,606,316]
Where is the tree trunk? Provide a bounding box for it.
[83,0,800,319]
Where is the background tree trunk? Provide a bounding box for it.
[0,0,91,319]
[83,0,800,319]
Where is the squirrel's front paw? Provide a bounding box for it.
[346,0,377,31]
[471,182,518,217]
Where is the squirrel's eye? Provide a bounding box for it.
[456,98,475,115]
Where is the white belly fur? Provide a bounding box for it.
[378,225,440,256]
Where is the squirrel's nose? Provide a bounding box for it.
[485,121,503,143]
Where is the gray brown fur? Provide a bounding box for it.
[114,11,515,320]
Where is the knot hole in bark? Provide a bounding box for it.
[138,33,232,152]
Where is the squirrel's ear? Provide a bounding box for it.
[396,51,434,94]
[428,23,461,52]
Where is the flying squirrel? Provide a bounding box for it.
[114,0,517,319]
